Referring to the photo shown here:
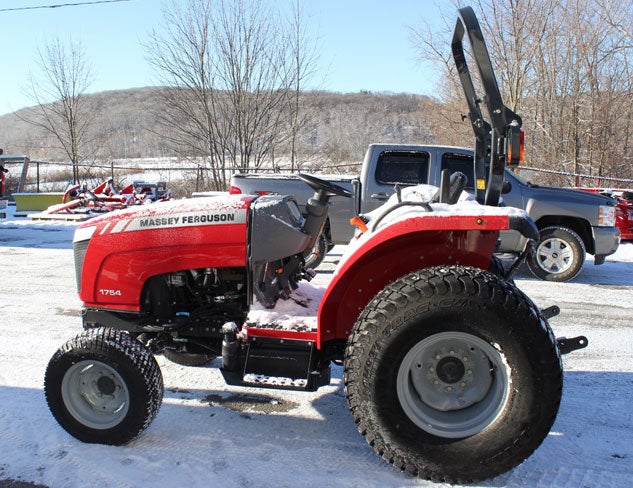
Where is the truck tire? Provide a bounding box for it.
[528,225,586,282]
[344,266,562,483]
[45,327,164,445]
[304,232,328,269]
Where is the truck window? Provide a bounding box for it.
[440,152,475,189]
[375,151,429,186]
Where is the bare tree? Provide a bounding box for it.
[146,0,313,189]
[411,0,633,182]
[286,1,320,171]
[21,37,97,184]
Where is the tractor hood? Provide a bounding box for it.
[73,195,254,311]
[75,194,254,236]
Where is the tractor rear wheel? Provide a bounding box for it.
[45,327,164,445]
[344,266,562,483]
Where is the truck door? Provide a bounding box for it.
[363,150,430,213]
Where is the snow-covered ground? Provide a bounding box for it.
[1,205,632,488]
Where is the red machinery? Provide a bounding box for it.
[45,178,171,215]
[578,188,633,240]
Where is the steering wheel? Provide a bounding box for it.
[297,173,353,198]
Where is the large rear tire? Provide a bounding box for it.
[45,327,164,445]
[344,266,562,483]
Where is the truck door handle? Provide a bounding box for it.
[370,192,390,201]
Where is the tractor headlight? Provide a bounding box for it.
[598,205,616,227]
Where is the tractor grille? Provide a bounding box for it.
[73,239,89,292]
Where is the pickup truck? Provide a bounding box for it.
[229,143,621,281]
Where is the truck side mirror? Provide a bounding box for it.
[502,180,512,194]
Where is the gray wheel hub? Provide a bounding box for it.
[536,237,573,274]
[61,360,130,429]
[397,331,510,438]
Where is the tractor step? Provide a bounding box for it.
[220,336,330,391]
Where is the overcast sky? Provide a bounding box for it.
[0,0,443,116]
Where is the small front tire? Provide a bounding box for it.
[45,327,164,445]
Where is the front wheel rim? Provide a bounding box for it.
[61,360,130,429]
[396,331,510,438]
[536,237,573,274]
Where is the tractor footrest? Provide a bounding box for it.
[220,336,330,391]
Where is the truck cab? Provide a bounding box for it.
[360,143,620,281]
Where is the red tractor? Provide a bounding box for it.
[44,8,587,483]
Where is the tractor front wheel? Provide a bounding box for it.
[344,266,562,483]
[45,327,164,445]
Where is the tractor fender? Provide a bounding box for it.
[317,216,502,348]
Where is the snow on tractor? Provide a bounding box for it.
[44,8,588,483]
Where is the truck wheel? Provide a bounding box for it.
[304,232,328,269]
[45,327,164,445]
[528,226,585,282]
[344,266,562,483]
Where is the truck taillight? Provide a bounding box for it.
[506,125,524,166]
[229,186,270,196]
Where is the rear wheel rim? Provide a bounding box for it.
[396,331,510,438]
[61,360,130,429]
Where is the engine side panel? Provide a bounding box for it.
[249,195,311,262]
